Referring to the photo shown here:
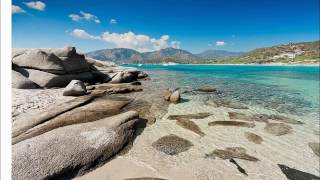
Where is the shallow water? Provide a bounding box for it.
[126,64,320,126]
[77,64,320,179]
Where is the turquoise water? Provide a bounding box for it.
[126,64,320,124]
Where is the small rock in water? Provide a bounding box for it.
[194,86,217,93]
[308,142,320,157]
[152,134,193,155]
[63,80,87,96]
[264,123,292,136]
[208,121,255,128]
[278,164,320,180]
[228,112,253,121]
[163,89,172,101]
[168,113,212,120]
[206,147,259,161]
[244,132,263,144]
[176,118,205,136]
[169,90,181,103]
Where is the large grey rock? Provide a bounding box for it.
[111,72,137,84]
[12,70,40,89]
[12,95,95,138]
[12,96,132,144]
[63,80,87,96]
[111,72,124,83]
[12,47,91,74]
[25,69,94,88]
[86,57,116,67]
[43,46,77,57]
[12,49,66,74]
[59,54,90,73]
[12,111,140,180]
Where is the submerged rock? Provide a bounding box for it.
[152,134,193,155]
[194,86,217,93]
[244,132,263,144]
[168,113,212,120]
[208,121,255,128]
[268,114,303,125]
[206,147,259,161]
[264,123,292,136]
[229,158,248,176]
[308,142,320,157]
[12,111,140,180]
[63,80,87,96]
[176,118,205,136]
[278,164,320,180]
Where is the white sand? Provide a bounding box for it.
[75,94,320,180]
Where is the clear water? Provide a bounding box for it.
[125,64,320,125]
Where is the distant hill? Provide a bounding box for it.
[86,41,319,64]
[85,48,144,62]
[212,41,320,64]
[196,50,244,59]
[86,47,241,64]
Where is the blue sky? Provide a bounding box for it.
[12,0,319,53]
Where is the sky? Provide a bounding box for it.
[12,0,320,53]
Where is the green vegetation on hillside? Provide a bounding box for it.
[209,41,320,64]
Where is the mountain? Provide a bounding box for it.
[86,47,197,63]
[196,50,244,59]
[86,41,319,64]
[85,48,144,63]
[212,41,320,64]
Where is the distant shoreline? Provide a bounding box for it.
[124,63,320,67]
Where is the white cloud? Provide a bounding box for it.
[12,5,25,14]
[69,11,100,24]
[70,29,101,40]
[216,41,226,46]
[70,29,178,52]
[110,19,117,24]
[171,41,181,49]
[102,32,171,52]
[24,1,46,11]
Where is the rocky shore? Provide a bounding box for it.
[12,47,319,180]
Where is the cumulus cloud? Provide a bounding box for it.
[216,41,226,46]
[171,41,181,49]
[69,11,100,23]
[24,1,46,11]
[12,5,25,14]
[70,29,101,40]
[102,32,170,52]
[70,29,179,52]
[110,19,117,24]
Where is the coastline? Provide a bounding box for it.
[124,63,320,67]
